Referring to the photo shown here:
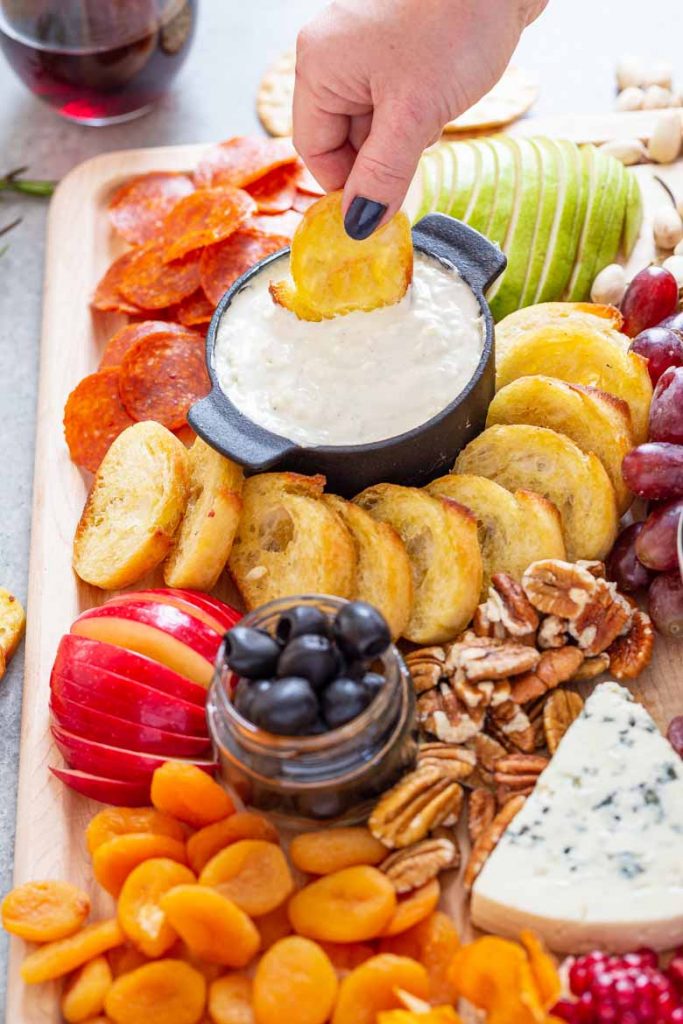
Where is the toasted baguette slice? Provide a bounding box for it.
[354,484,482,644]
[73,422,190,590]
[229,473,356,610]
[426,474,565,599]
[495,322,652,443]
[164,438,244,591]
[495,302,626,367]
[454,424,618,562]
[322,494,413,640]
[0,589,26,660]
[487,375,635,514]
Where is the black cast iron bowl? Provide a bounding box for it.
[189,213,506,497]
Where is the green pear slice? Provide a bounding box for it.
[434,143,458,215]
[564,147,617,301]
[592,160,629,281]
[622,172,644,257]
[463,139,498,236]
[518,138,560,308]
[445,141,480,221]
[488,138,542,321]
[484,138,518,249]
[534,139,584,304]
[420,147,443,218]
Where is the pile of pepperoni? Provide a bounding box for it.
[64,136,323,473]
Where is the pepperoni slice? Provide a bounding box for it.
[200,229,291,305]
[108,172,195,245]
[118,239,202,309]
[249,210,302,239]
[64,368,135,472]
[293,163,325,196]
[177,290,215,327]
[194,136,298,189]
[99,320,196,369]
[119,332,211,430]
[161,187,256,262]
[247,165,298,214]
[92,250,143,314]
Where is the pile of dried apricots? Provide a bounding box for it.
[2,760,561,1024]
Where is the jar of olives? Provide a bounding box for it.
[206,595,417,828]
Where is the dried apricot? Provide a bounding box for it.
[151,762,235,828]
[105,958,206,1024]
[87,807,187,855]
[288,866,396,943]
[93,834,188,897]
[178,942,225,983]
[520,930,561,1008]
[21,919,124,984]
[317,941,376,974]
[380,880,440,937]
[208,973,254,1024]
[187,812,279,874]
[109,944,150,977]
[254,903,292,951]
[61,954,113,1023]
[159,885,260,968]
[379,912,459,1003]
[199,840,293,917]
[290,828,387,875]
[117,857,196,957]
[378,1009,461,1024]
[253,936,337,1024]
[332,954,429,1024]
[2,880,90,942]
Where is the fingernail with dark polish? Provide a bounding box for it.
[344,197,388,240]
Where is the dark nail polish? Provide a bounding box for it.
[344,197,388,240]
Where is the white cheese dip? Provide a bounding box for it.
[213,252,484,447]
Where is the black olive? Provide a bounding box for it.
[276,605,330,644]
[232,678,272,722]
[277,633,340,690]
[333,601,391,661]
[223,626,281,679]
[250,677,320,736]
[322,676,373,730]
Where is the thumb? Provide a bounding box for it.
[342,101,429,240]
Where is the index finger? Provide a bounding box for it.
[292,71,356,192]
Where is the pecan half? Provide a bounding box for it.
[543,689,584,753]
[488,700,536,753]
[380,836,459,893]
[568,578,632,656]
[467,732,508,787]
[446,638,540,683]
[416,684,482,744]
[468,788,496,843]
[493,753,549,787]
[475,573,540,642]
[537,614,569,650]
[404,647,446,694]
[522,560,598,618]
[508,646,585,704]
[464,794,526,890]
[369,766,464,849]
[417,742,476,781]
[572,652,611,681]
[608,609,654,680]
[576,559,607,579]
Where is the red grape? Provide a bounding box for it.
[629,327,683,385]
[634,499,683,571]
[606,522,655,591]
[648,571,683,637]
[658,311,683,338]
[620,266,679,337]
[668,717,683,756]
[649,366,683,444]
[622,443,683,500]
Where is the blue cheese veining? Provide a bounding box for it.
[471,682,683,953]
[212,252,484,447]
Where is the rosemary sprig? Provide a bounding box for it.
[0,165,56,197]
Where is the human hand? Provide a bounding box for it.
[293,0,547,238]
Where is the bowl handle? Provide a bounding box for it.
[189,391,297,472]
[412,214,507,294]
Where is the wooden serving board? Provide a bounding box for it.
[7,116,683,1022]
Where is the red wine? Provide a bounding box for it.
[0,0,196,124]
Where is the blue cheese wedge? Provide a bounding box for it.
[471,681,683,953]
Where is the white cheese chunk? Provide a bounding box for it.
[471,681,683,953]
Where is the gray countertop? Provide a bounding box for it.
[0,0,680,1002]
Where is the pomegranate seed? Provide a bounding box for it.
[636,948,661,969]
[570,962,593,995]
[552,998,579,1022]
[667,958,683,990]
[596,1002,619,1023]
[577,992,597,1023]
[668,1008,683,1023]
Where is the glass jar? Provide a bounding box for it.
[206,595,417,828]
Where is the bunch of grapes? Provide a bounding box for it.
[607,267,683,639]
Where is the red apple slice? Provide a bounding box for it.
[51,670,208,737]
[105,589,241,635]
[51,725,218,783]
[54,635,206,707]
[72,602,222,687]
[49,766,151,806]
[50,695,212,759]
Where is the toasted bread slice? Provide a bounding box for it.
[73,422,190,590]
[495,302,626,367]
[0,589,26,660]
[426,474,565,598]
[354,484,482,644]
[322,494,413,640]
[228,473,356,610]
[487,375,635,514]
[164,438,244,591]
[454,424,618,562]
[495,322,652,443]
